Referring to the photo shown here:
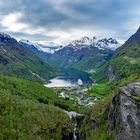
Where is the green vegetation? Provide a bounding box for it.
[0,42,57,83]
[88,84,109,98]
[78,96,114,140]
[91,63,109,83]
[110,55,140,79]
[1,28,140,140]
[0,74,76,139]
[0,74,86,112]
[131,88,140,102]
[0,93,72,140]
[71,54,111,72]
[110,32,140,80]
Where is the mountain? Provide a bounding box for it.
[60,37,120,51]
[107,27,140,81]
[0,29,140,140]
[19,39,62,67]
[75,28,140,139]
[0,33,57,82]
[47,37,120,74]
[76,27,140,140]
[19,39,60,54]
[20,36,120,81]
[19,36,120,81]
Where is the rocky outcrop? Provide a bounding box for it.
[107,65,120,81]
[109,82,140,140]
[76,82,140,140]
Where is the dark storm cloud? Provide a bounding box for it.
[0,0,140,43]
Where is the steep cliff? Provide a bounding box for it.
[107,65,120,81]
[109,82,140,140]
[78,82,140,140]
[108,27,140,82]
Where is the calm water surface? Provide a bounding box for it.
[44,76,91,88]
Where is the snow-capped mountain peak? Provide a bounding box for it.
[19,36,121,54]
[62,36,121,51]
[0,32,17,43]
[0,32,12,39]
[19,39,59,54]
[69,36,95,47]
[95,38,121,50]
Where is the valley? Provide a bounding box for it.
[0,26,140,140]
[44,75,109,139]
[0,0,140,139]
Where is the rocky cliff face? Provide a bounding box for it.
[107,65,119,81]
[109,82,140,140]
[78,82,140,140]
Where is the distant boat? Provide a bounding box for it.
[77,79,83,86]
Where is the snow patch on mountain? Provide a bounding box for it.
[19,39,59,54]
[20,36,121,54]
[61,37,121,51]
[0,32,17,43]
[94,38,121,50]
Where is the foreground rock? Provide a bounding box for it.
[78,82,140,140]
[109,82,140,140]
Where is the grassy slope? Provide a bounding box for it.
[0,74,76,139]
[79,28,140,139]
[110,28,140,79]
[0,93,72,140]
[91,63,109,83]
[68,51,113,83]
[0,41,57,83]
[88,83,109,98]
[110,43,140,79]
[91,28,140,83]
[77,78,118,140]
[78,73,140,140]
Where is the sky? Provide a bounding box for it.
[0,0,140,45]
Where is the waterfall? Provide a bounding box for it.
[73,121,77,140]
[64,110,82,140]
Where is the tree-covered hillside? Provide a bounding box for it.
[0,33,57,83]
[0,74,75,139]
[109,27,140,80]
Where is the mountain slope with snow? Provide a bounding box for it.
[19,36,121,76]
[0,33,57,82]
[47,36,121,73]
[60,37,121,51]
[19,39,59,54]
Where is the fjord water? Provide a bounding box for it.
[45,76,92,88]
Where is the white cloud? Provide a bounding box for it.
[0,0,139,45]
[0,12,48,37]
[1,13,28,32]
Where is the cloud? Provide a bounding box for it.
[1,13,29,32]
[0,0,140,44]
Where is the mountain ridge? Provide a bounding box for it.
[108,27,140,81]
[19,39,60,54]
[61,36,120,51]
[0,33,57,82]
